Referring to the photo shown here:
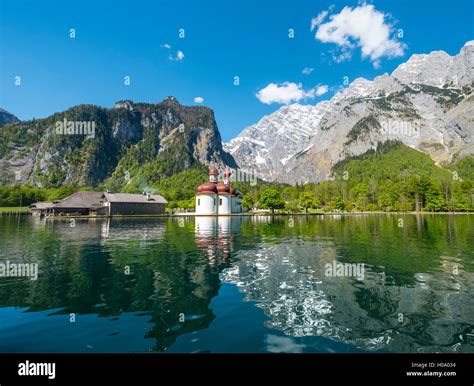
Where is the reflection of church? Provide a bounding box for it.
[195,167,244,215]
[195,216,242,264]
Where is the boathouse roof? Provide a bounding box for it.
[29,202,55,210]
[54,191,106,209]
[104,192,167,204]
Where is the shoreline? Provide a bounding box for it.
[2,210,473,219]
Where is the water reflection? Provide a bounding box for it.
[0,217,231,352]
[0,214,472,353]
[195,216,243,264]
[220,215,474,353]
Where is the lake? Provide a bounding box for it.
[0,214,473,353]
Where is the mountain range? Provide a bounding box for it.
[1,42,473,188]
[224,41,474,184]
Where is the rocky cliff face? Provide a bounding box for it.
[0,97,237,187]
[225,42,474,184]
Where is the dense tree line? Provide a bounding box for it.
[236,175,472,213]
[237,143,473,213]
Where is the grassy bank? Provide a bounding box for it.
[0,207,29,214]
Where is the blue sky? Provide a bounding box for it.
[0,0,473,141]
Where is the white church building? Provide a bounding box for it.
[195,167,244,215]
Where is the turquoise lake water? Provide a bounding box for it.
[0,214,473,353]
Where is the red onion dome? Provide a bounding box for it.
[209,167,218,176]
[196,182,217,193]
[216,182,230,193]
[229,187,236,195]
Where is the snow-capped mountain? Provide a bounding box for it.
[224,103,329,181]
[225,41,474,184]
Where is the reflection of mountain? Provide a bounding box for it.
[0,215,472,353]
[220,215,474,353]
[0,217,238,352]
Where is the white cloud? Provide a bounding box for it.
[160,43,171,49]
[169,50,185,61]
[310,10,328,31]
[315,84,329,96]
[194,97,204,103]
[302,67,314,75]
[256,82,328,105]
[256,82,308,104]
[312,4,405,67]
